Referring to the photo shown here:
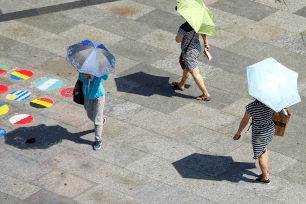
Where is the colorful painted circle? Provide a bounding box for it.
[0,128,6,137]
[10,114,33,125]
[0,104,9,115]
[10,70,33,80]
[0,64,8,75]
[34,78,63,91]
[6,90,31,101]
[61,87,74,97]
[0,84,9,94]
[30,98,54,108]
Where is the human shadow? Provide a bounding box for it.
[4,124,94,150]
[114,71,195,99]
[172,153,259,183]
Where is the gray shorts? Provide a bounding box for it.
[84,94,105,125]
[183,50,200,72]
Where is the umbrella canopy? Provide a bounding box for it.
[247,57,301,112]
[66,40,116,77]
[177,0,215,37]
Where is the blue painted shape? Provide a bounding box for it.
[0,128,6,137]
[34,78,63,91]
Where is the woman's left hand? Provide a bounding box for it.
[205,44,210,50]
[233,133,241,140]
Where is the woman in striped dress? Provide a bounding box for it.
[233,99,275,183]
[172,6,210,101]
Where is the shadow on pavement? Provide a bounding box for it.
[115,71,195,99]
[173,153,258,183]
[4,124,94,149]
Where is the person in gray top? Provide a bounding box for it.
[172,6,211,101]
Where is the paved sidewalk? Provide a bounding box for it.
[1,0,306,203]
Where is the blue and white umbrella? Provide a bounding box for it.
[66,40,116,77]
[247,57,301,112]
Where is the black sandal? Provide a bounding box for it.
[256,177,270,183]
[197,95,211,101]
[172,82,184,91]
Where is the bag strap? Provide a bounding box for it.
[182,31,196,55]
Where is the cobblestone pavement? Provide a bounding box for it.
[1,0,306,203]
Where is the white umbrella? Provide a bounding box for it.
[246,57,301,112]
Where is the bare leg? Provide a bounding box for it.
[258,148,269,181]
[177,68,190,89]
[190,67,210,98]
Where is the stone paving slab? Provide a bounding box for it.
[109,39,172,65]
[170,101,239,131]
[157,189,217,204]
[225,37,306,78]
[274,160,306,187]
[267,31,306,57]
[253,0,306,13]
[0,192,23,204]
[42,148,106,177]
[270,182,306,203]
[91,13,157,41]
[138,28,181,53]
[58,23,125,48]
[0,20,75,58]
[0,172,41,200]
[120,85,192,114]
[210,0,278,21]
[23,189,79,204]
[207,7,239,28]
[294,4,306,17]
[93,0,156,20]
[84,162,163,197]
[126,108,195,137]
[136,9,185,34]
[220,16,285,42]
[0,150,54,183]
[73,184,145,204]
[58,5,115,24]
[30,169,96,198]
[199,45,258,76]
[16,12,80,35]
[123,131,199,162]
[260,10,306,33]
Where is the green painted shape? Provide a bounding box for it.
[177,0,215,37]
[0,64,9,71]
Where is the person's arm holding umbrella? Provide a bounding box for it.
[233,111,251,140]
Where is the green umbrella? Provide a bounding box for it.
[177,0,215,37]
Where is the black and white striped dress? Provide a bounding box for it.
[246,101,275,159]
[178,22,201,72]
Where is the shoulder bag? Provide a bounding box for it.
[73,79,84,105]
[179,31,196,70]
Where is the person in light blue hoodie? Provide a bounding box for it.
[78,73,108,150]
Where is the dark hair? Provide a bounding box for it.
[175,6,177,11]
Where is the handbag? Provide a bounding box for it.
[247,108,291,137]
[179,31,196,70]
[73,79,84,105]
[273,108,291,136]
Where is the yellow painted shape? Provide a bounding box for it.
[0,105,9,115]
[12,71,30,79]
[7,95,17,100]
[31,99,52,107]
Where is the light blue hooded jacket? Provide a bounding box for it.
[78,73,108,99]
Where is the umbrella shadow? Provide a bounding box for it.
[172,153,259,183]
[114,71,195,99]
[4,124,94,150]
